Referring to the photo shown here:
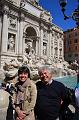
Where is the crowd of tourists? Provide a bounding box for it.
[0,65,79,120]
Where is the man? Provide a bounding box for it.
[34,66,68,120]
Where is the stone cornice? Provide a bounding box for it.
[0,0,52,26]
[25,0,43,11]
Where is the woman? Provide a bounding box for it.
[14,65,37,120]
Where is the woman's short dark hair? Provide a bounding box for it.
[18,65,30,78]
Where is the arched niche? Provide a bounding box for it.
[23,26,38,55]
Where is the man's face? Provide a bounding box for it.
[39,69,52,84]
[18,72,28,82]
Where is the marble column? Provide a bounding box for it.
[1,6,8,53]
[16,18,20,55]
[51,32,55,60]
[53,37,56,60]
[18,13,24,55]
[47,29,52,58]
[22,37,25,54]
[0,16,2,50]
[39,23,43,57]
[35,37,39,56]
[0,16,2,68]
[61,36,64,60]
[57,34,60,60]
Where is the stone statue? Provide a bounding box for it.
[40,11,44,18]
[23,53,29,64]
[0,89,10,120]
[3,58,20,78]
[8,35,15,52]
[4,59,19,71]
[25,39,33,54]
[20,0,26,7]
[43,44,47,55]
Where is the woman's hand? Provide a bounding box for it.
[16,117,24,120]
[16,117,25,120]
[17,110,26,120]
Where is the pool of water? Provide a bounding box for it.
[55,75,77,89]
[0,75,77,89]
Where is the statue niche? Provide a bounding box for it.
[25,38,33,54]
[7,34,15,52]
[23,38,36,66]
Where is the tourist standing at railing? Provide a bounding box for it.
[14,65,37,120]
[34,65,70,120]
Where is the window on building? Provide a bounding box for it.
[43,31,47,39]
[74,39,78,43]
[66,33,70,39]
[43,42,47,55]
[69,34,71,38]
[55,47,58,56]
[74,32,78,36]
[66,39,70,48]
[59,49,62,56]
[59,41,62,47]
[75,46,78,50]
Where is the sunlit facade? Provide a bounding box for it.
[0,0,64,68]
[64,27,79,63]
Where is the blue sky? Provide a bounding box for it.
[39,0,78,31]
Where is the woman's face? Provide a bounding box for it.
[18,72,29,82]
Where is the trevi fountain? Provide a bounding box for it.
[0,0,78,119]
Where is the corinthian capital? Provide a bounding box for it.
[19,13,25,21]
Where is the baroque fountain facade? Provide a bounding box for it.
[0,0,76,81]
[0,1,77,120]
